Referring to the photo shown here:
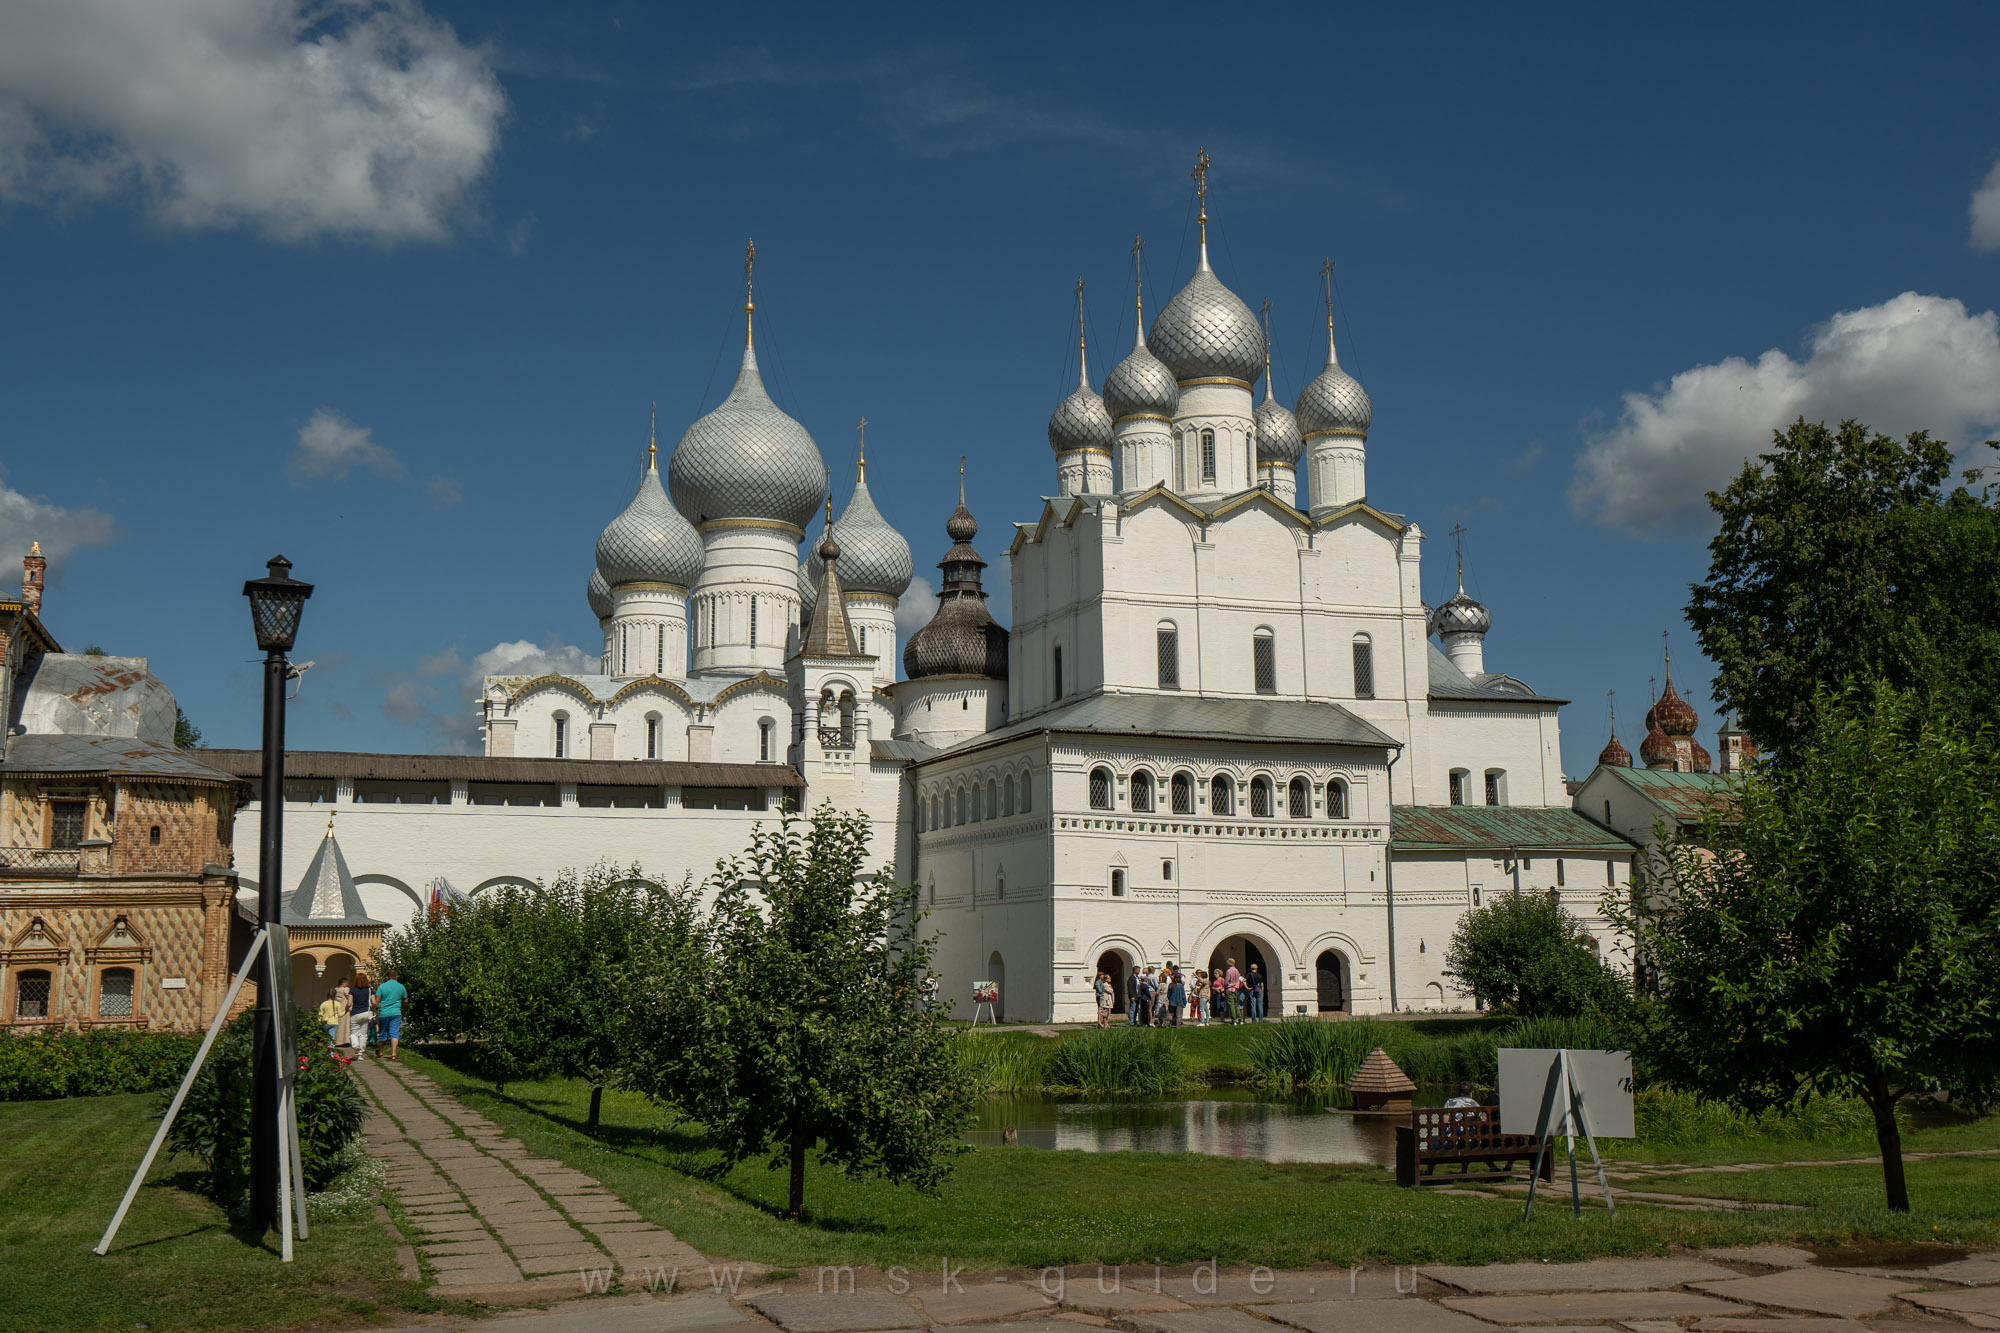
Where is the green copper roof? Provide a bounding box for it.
[1596,764,1735,821]
[1392,803,1637,852]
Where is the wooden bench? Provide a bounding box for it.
[1395,1105,1555,1186]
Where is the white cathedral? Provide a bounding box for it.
[230,175,1635,1021]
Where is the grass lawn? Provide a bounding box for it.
[1621,1154,2000,1214]
[401,1046,2000,1272]
[1,1092,454,1333]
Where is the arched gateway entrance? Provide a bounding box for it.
[1315,950,1349,1013]
[1206,933,1282,1015]
[1094,949,1132,1014]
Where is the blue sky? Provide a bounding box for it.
[3,1,1998,775]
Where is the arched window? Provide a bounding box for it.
[1131,770,1154,812]
[1089,766,1113,810]
[1253,628,1277,694]
[859,625,867,653]
[1111,869,1126,897]
[986,779,997,818]
[98,966,134,1018]
[749,596,759,648]
[1157,622,1180,690]
[1352,633,1375,698]
[996,867,1005,899]
[656,625,665,675]
[552,713,568,759]
[1250,776,1273,817]
[839,691,856,746]
[972,784,983,822]
[930,794,941,829]
[1019,771,1034,812]
[1171,770,1194,814]
[1003,774,1016,815]
[1288,777,1309,819]
[1448,768,1468,806]
[1326,778,1348,819]
[1053,645,1064,700]
[957,787,967,824]
[1485,769,1506,806]
[1210,774,1234,816]
[13,969,51,1020]
[759,718,774,763]
[1200,428,1217,485]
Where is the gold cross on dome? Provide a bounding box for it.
[1191,147,1210,203]
[856,417,868,480]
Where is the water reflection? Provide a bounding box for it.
[967,1089,1423,1166]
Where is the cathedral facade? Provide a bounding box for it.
[461,195,1632,1021]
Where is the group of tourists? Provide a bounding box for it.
[315,968,407,1060]
[1093,957,1267,1027]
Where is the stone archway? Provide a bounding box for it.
[1315,949,1350,1013]
[1207,932,1282,1018]
[986,950,1006,1022]
[1094,948,1132,1014]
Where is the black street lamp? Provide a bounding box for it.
[242,555,312,1233]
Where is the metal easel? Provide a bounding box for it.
[1521,1048,1618,1219]
[96,925,310,1259]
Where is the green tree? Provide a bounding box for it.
[1610,686,2000,1211]
[1442,890,1624,1017]
[1687,418,2000,761]
[619,804,972,1220]
[173,707,203,750]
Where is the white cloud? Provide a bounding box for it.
[1571,292,2000,532]
[0,469,115,578]
[895,577,938,640]
[291,408,402,482]
[0,0,505,244]
[1973,155,2000,253]
[388,637,596,751]
[289,407,459,505]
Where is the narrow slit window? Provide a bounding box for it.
[1253,630,1277,694]
[1200,429,1216,485]
[1352,634,1375,698]
[1053,645,1064,700]
[1157,624,1180,690]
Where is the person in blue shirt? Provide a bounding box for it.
[1166,969,1187,1028]
[373,970,409,1061]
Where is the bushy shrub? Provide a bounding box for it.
[164,1008,367,1204]
[1632,1084,1875,1146]
[1444,891,1628,1017]
[0,1028,201,1100]
[955,1033,1050,1093]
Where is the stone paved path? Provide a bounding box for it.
[367,1243,2000,1332]
[355,1056,711,1303]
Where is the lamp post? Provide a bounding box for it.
[242,555,312,1232]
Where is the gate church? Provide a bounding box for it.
[242,163,1632,1021]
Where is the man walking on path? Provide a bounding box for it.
[374,969,408,1061]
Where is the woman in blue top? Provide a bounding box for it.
[1166,971,1186,1028]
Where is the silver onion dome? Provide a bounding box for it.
[668,342,827,529]
[586,567,613,620]
[1296,334,1373,438]
[803,470,913,602]
[1431,589,1492,637]
[1048,333,1112,456]
[595,464,704,589]
[1254,389,1303,466]
[1103,328,1180,422]
[1148,262,1265,385]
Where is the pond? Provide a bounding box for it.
[966,1089,1451,1166]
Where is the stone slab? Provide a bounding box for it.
[1696,1246,1818,1269]
[742,1291,925,1331]
[1160,1268,1414,1305]
[1440,1292,1747,1323]
[1691,1271,1916,1317]
[1688,1312,1872,1320]
[1901,1286,2000,1317]
[1056,1285,1188,1317]
[1841,1252,2000,1286]
[1261,1299,1491,1333]
[1420,1259,1738,1293]
[1121,1308,1285,1333]
[905,1281,1052,1324]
